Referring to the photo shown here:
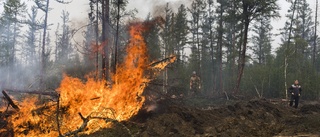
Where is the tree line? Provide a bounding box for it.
[0,0,319,100]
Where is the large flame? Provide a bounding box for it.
[2,22,174,136]
[56,23,149,135]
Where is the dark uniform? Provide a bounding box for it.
[288,82,302,108]
[190,72,201,96]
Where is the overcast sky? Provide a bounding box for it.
[0,0,317,53]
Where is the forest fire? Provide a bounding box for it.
[0,22,175,136]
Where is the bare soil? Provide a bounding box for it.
[1,96,320,137]
[84,97,320,137]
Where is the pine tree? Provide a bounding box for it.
[0,0,26,66]
[241,15,274,98]
[35,0,71,89]
[160,3,174,94]
[24,6,41,65]
[0,0,26,87]
[56,10,73,64]
[206,0,216,94]
[162,3,174,57]
[313,0,318,65]
[172,4,189,95]
[110,0,135,76]
[222,0,242,93]
[143,14,161,61]
[216,0,228,94]
[234,0,279,93]
[188,0,206,75]
[83,19,96,67]
[294,0,314,56]
[251,16,273,65]
[277,0,316,99]
[173,4,188,63]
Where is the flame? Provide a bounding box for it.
[150,55,176,70]
[2,22,175,136]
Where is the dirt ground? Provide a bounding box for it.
[1,96,320,137]
[83,97,320,137]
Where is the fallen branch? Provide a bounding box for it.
[148,56,176,69]
[224,91,229,100]
[3,89,59,98]
[62,113,89,137]
[61,112,133,137]
[2,90,19,110]
[56,94,62,137]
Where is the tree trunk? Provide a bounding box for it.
[313,0,318,65]
[284,57,288,99]
[217,4,224,94]
[95,0,99,79]
[209,2,215,95]
[114,0,121,76]
[12,13,17,66]
[40,0,50,90]
[101,0,110,80]
[285,0,297,99]
[231,0,237,93]
[196,8,201,76]
[235,16,249,93]
[238,24,244,72]
[258,19,263,64]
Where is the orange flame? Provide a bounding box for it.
[57,23,149,135]
[2,22,175,136]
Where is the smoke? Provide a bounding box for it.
[150,0,193,17]
[0,0,195,94]
[146,104,157,112]
[0,62,42,92]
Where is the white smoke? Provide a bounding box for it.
[0,62,41,92]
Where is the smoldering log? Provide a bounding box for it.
[2,90,19,110]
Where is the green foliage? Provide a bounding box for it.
[188,0,208,92]
[158,3,190,96]
[241,62,280,98]
[173,4,189,63]
[251,16,273,64]
[143,16,161,61]
[275,42,320,99]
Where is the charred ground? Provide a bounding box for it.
[82,97,320,137]
[1,93,320,137]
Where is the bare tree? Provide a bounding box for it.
[35,0,71,89]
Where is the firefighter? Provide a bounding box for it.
[288,80,302,108]
[189,71,201,96]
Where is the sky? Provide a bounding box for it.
[0,0,317,54]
